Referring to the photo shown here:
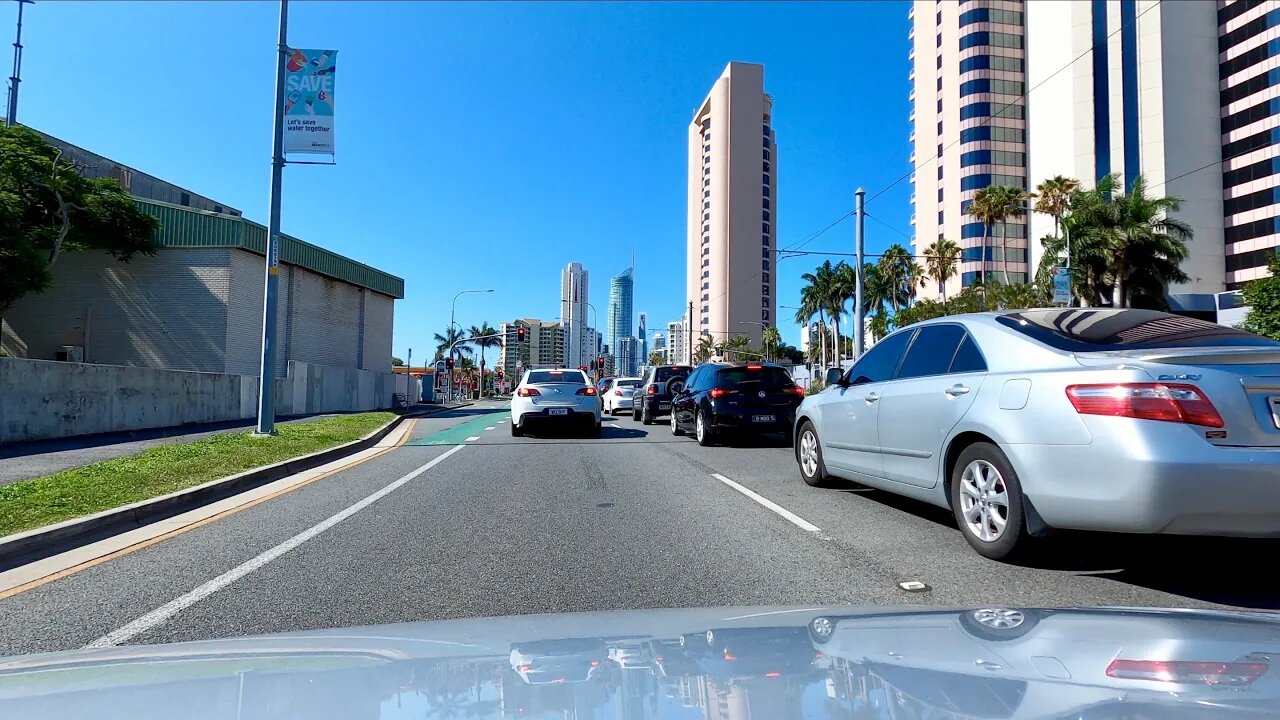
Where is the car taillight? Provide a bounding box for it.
[1065,383,1224,428]
[590,659,601,667]
[1105,659,1269,686]
[647,385,656,395]
[788,386,805,397]
[517,663,531,672]
[614,389,623,396]
[709,388,734,399]
[517,388,540,397]
[577,386,597,396]
[746,363,762,370]
[723,652,737,661]
[764,671,782,678]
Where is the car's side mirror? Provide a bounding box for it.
[824,368,844,387]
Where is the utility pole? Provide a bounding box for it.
[254,0,290,436]
[686,301,693,365]
[854,187,866,360]
[6,0,33,128]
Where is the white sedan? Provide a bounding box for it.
[601,377,642,415]
[511,368,602,437]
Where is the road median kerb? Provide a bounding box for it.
[0,403,473,573]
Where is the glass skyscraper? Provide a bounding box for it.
[607,268,635,375]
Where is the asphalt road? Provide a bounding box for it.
[0,400,1275,658]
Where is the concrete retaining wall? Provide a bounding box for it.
[0,358,420,443]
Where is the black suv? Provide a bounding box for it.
[631,364,693,424]
[669,362,804,446]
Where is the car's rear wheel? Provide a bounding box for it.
[951,442,1029,561]
[510,421,523,437]
[695,410,716,446]
[641,404,653,425]
[958,608,1041,641]
[797,421,831,487]
[670,410,684,436]
[589,421,602,438]
[633,405,641,421]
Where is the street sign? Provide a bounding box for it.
[1052,267,1071,305]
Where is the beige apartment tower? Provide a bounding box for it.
[687,62,777,348]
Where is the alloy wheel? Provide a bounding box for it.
[958,459,1010,543]
[799,430,819,477]
[971,608,1024,630]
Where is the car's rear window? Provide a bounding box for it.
[615,379,641,388]
[715,366,795,390]
[996,309,1280,351]
[654,366,691,382]
[527,370,587,385]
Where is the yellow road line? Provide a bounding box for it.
[0,419,418,601]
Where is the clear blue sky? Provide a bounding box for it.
[13,1,912,354]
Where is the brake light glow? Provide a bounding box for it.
[517,388,540,397]
[788,386,806,397]
[1066,383,1224,428]
[577,386,598,396]
[764,671,782,678]
[590,659,601,667]
[709,388,734,399]
[647,385,657,395]
[723,652,737,661]
[1105,659,1268,686]
[614,389,623,396]
[746,363,762,370]
[517,664,531,672]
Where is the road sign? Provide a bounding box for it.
[1052,267,1071,305]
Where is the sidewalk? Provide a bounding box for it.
[0,404,462,488]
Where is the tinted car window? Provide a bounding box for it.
[655,366,692,382]
[683,367,704,391]
[616,379,641,388]
[847,330,914,385]
[528,370,587,385]
[997,309,1280,351]
[715,366,795,390]
[896,325,967,379]
[950,333,987,373]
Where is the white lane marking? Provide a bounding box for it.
[465,436,480,442]
[721,608,827,621]
[710,473,822,533]
[86,444,467,649]
[484,426,496,431]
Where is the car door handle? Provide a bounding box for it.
[864,392,880,403]
[945,384,970,397]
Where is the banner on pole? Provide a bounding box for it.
[283,48,336,155]
[1052,267,1071,305]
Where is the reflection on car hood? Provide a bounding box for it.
[2,606,1279,719]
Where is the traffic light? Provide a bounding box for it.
[597,357,605,370]
[516,326,526,342]
[497,370,504,379]
[445,357,454,370]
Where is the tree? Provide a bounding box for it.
[692,335,716,364]
[1240,254,1280,341]
[469,323,499,397]
[648,350,664,366]
[801,261,842,364]
[761,325,782,362]
[391,356,405,367]
[794,284,827,370]
[433,326,472,362]
[968,185,1033,286]
[922,238,961,301]
[877,244,915,314]
[1034,175,1080,240]
[1071,174,1191,308]
[1,126,161,315]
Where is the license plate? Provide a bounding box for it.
[548,408,569,416]
[1270,396,1280,429]
[659,402,670,409]
[752,415,776,423]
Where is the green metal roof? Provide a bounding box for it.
[135,199,405,298]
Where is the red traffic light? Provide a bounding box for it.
[445,357,454,370]
[597,357,605,369]
[516,327,527,342]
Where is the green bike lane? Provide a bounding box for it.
[406,404,511,446]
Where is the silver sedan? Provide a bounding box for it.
[794,308,1280,560]
[511,368,602,437]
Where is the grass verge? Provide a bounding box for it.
[0,412,397,538]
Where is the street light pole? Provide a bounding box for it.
[254,0,290,436]
[6,0,33,128]
[450,288,492,400]
[854,187,866,360]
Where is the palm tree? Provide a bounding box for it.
[922,238,961,301]
[801,261,842,364]
[433,326,472,363]
[967,185,1033,286]
[468,323,499,397]
[1071,174,1191,308]
[1034,175,1080,239]
[692,335,716,364]
[761,326,782,362]
[795,282,828,370]
[648,350,664,366]
[877,244,914,314]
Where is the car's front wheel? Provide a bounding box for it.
[796,421,831,487]
[951,442,1029,561]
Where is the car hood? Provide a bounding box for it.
[1,606,1278,719]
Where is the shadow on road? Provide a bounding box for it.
[826,479,1280,610]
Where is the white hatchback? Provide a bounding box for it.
[511,368,602,437]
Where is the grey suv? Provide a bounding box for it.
[631,364,693,424]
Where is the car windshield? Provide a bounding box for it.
[527,370,587,385]
[6,4,1280,709]
[716,366,795,390]
[997,309,1280,351]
